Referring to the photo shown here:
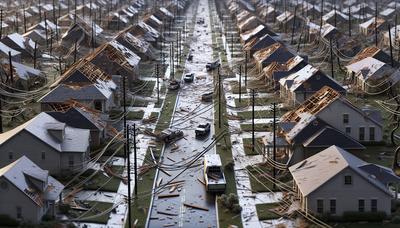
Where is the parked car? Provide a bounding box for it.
[203,154,226,192]
[206,60,220,71]
[168,79,180,90]
[184,73,194,83]
[158,129,184,144]
[195,123,211,138]
[201,92,213,102]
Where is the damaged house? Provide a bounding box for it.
[276,11,303,32]
[115,31,156,60]
[262,55,307,90]
[359,17,386,36]
[46,102,109,147]
[281,86,383,143]
[60,18,104,49]
[39,59,120,113]
[126,21,161,45]
[240,24,276,44]
[0,156,64,224]
[0,112,90,175]
[243,34,278,56]
[0,33,36,59]
[279,64,346,106]
[322,10,349,26]
[0,60,45,90]
[345,57,400,94]
[253,43,296,73]
[85,40,141,85]
[289,146,399,217]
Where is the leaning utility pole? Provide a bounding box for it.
[126,124,132,228]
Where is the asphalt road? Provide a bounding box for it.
[146,0,218,227]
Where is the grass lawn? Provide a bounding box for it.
[110,110,145,120]
[81,166,124,192]
[255,203,281,220]
[234,97,275,108]
[237,110,272,120]
[131,80,156,97]
[211,5,242,228]
[154,99,164,108]
[121,98,149,107]
[247,165,291,193]
[240,123,271,132]
[242,138,263,156]
[69,201,113,224]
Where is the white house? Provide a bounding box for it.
[289,146,399,216]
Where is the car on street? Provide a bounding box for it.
[195,123,211,138]
[203,154,226,192]
[158,129,184,144]
[206,60,220,71]
[168,79,180,90]
[184,73,195,83]
[201,92,213,102]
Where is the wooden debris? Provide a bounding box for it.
[158,193,180,199]
[157,178,163,187]
[169,185,177,193]
[197,178,206,185]
[104,166,127,184]
[183,202,209,211]
[160,168,171,176]
[171,143,179,151]
[167,157,176,162]
[163,224,175,227]
[157,211,178,216]
[226,114,244,120]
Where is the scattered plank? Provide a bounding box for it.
[183,202,209,211]
[197,177,205,185]
[157,211,178,216]
[158,193,180,199]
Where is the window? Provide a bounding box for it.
[369,127,375,141]
[371,199,377,212]
[343,114,349,124]
[330,199,336,214]
[16,206,22,219]
[41,152,46,160]
[344,175,352,185]
[359,127,365,141]
[68,156,74,168]
[8,152,13,160]
[94,101,102,111]
[317,199,324,214]
[358,199,365,212]
[345,127,351,134]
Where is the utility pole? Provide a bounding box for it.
[0,9,2,39]
[126,125,132,228]
[8,51,13,84]
[33,42,37,69]
[252,89,255,154]
[388,24,394,67]
[156,64,160,104]
[291,6,297,44]
[375,2,378,47]
[348,6,351,37]
[123,75,127,160]
[272,102,276,190]
[0,95,2,133]
[218,67,222,128]
[74,40,77,63]
[330,38,334,78]
[245,51,248,86]
[231,32,233,58]
[133,123,138,197]
[239,65,242,102]
[23,7,26,33]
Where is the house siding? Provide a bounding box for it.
[0,130,88,175]
[317,100,383,142]
[0,178,44,223]
[307,167,392,216]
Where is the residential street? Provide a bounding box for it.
[147,0,218,227]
